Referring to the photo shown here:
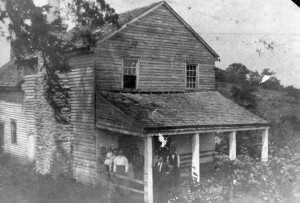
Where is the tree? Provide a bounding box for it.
[230,85,257,110]
[215,67,226,82]
[225,63,250,84]
[261,68,275,76]
[0,0,118,122]
[285,85,300,100]
[258,68,283,90]
[248,70,260,86]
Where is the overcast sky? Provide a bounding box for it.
[1,0,299,88]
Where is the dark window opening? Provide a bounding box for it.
[186,64,197,89]
[11,120,17,144]
[123,59,138,89]
[123,75,136,89]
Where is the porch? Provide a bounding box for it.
[95,91,269,203]
[94,127,268,203]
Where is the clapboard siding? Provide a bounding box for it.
[0,91,28,164]
[68,55,97,184]
[95,4,216,92]
[23,75,38,162]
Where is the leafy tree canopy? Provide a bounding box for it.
[0,0,119,122]
[225,63,250,84]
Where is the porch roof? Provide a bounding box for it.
[96,91,268,134]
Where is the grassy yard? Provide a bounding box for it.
[0,156,111,203]
[0,155,146,203]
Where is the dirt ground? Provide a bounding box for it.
[0,155,144,203]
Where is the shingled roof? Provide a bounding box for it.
[96,91,268,133]
[0,61,24,88]
[95,1,162,39]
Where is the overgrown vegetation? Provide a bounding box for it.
[166,63,300,202]
[0,0,119,122]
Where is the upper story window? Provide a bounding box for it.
[11,120,17,144]
[123,59,139,89]
[186,64,198,89]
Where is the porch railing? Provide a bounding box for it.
[98,172,145,194]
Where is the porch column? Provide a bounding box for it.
[192,133,200,183]
[229,131,236,160]
[144,136,153,203]
[261,128,269,162]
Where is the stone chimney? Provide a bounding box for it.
[47,0,60,23]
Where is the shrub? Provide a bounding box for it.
[168,148,300,203]
[230,85,258,110]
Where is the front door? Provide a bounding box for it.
[0,123,4,154]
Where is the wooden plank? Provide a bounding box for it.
[144,137,153,203]
[261,129,268,161]
[229,131,236,160]
[192,133,200,183]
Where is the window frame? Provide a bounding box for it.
[10,119,17,145]
[122,58,140,90]
[185,63,199,89]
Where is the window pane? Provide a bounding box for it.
[123,59,138,89]
[131,68,136,75]
[186,64,197,89]
[129,60,137,68]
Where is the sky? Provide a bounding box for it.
[1,0,299,88]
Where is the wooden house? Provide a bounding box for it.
[0,1,269,202]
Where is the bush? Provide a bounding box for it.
[167,148,300,203]
[230,85,258,110]
[285,86,300,100]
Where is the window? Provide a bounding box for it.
[123,59,139,89]
[186,64,198,89]
[11,120,17,144]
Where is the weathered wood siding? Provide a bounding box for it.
[23,75,38,162]
[0,90,28,164]
[67,54,97,184]
[95,4,216,92]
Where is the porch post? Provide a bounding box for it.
[229,131,236,160]
[261,128,269,162]
[144,136,153,203]
[192,133,200,183]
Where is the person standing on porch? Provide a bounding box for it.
[153,155,169,202]
[104,148,113,172]
[153,156,168,189]
[132,148,144,180]
[167,146,180,185]
[113,149,129,176]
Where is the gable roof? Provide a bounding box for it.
[0,61,24,89]
[96,1,219,58]
[96,91,268,134]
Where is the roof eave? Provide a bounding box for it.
[96,1,164,45]
[145,122,270,134]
